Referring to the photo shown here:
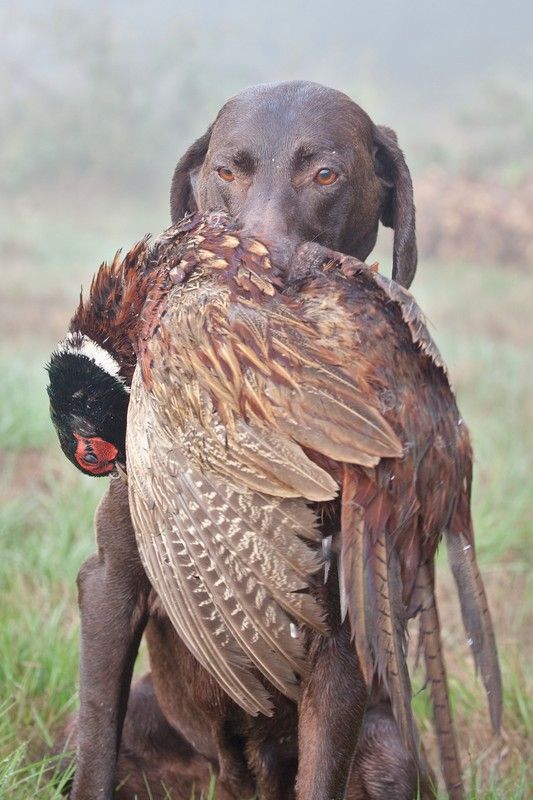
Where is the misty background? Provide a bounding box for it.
[2,1,533,263]
[2,0,532,347]
[0,4,532,797]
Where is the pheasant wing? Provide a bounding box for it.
[127,275,405,712]
[127,368,329,714]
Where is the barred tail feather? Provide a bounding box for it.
[372,530,418,757]
[341,468,418,758]
[341,469,373,684]
[417,561,464,800]
[446,530,503,734]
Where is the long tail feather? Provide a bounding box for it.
[446,530,503,733]
[417,561,464,800]
[341,468,418,758]
[372,529,418,756]
[340,470,372,684]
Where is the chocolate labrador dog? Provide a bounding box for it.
[170,80,417,287]
[62,81,426,800]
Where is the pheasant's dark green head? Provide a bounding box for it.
[46,239,153,477]
[47,334,130,477]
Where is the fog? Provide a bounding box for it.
[1,6,531,797]
[2,0,532,204]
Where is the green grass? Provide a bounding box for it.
[0,198,168,300]
[0,235,531,797]
[0,353,56,451]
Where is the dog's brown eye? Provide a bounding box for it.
[217,167,235,182]
[315,168,338,186]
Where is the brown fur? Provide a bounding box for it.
[170,81,417,287]
[58,673,423,800]
[56,81,430,799]
[62,477,427,800]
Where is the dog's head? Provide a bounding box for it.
[170,81,417,288]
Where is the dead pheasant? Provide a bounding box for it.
[47,239,163,475]
[47,212,502,800]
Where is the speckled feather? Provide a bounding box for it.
[69,239,165,382]
[415,561,464,800]
[77,212,501,793]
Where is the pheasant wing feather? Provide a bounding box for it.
[127,272,408,711]
[127,368,328,712]
[127,377,274,715]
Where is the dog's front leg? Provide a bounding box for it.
[69,477,150,800]
[296,618,367,800]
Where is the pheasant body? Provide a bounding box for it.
[48,212,502,799]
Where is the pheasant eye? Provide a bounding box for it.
[83,452,98,465]
[315,168,338,186]
[217,167,235,182]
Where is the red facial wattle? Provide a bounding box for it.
[74,433,118,475]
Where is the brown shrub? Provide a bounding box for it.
[416,168,533,269]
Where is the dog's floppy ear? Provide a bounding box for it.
[170,125,213,223]
[373,125,417,288]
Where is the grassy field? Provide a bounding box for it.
[0,205,531,798]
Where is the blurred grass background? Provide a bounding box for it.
[0,1,532,797]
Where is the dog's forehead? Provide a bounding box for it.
[209,82,373,159]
